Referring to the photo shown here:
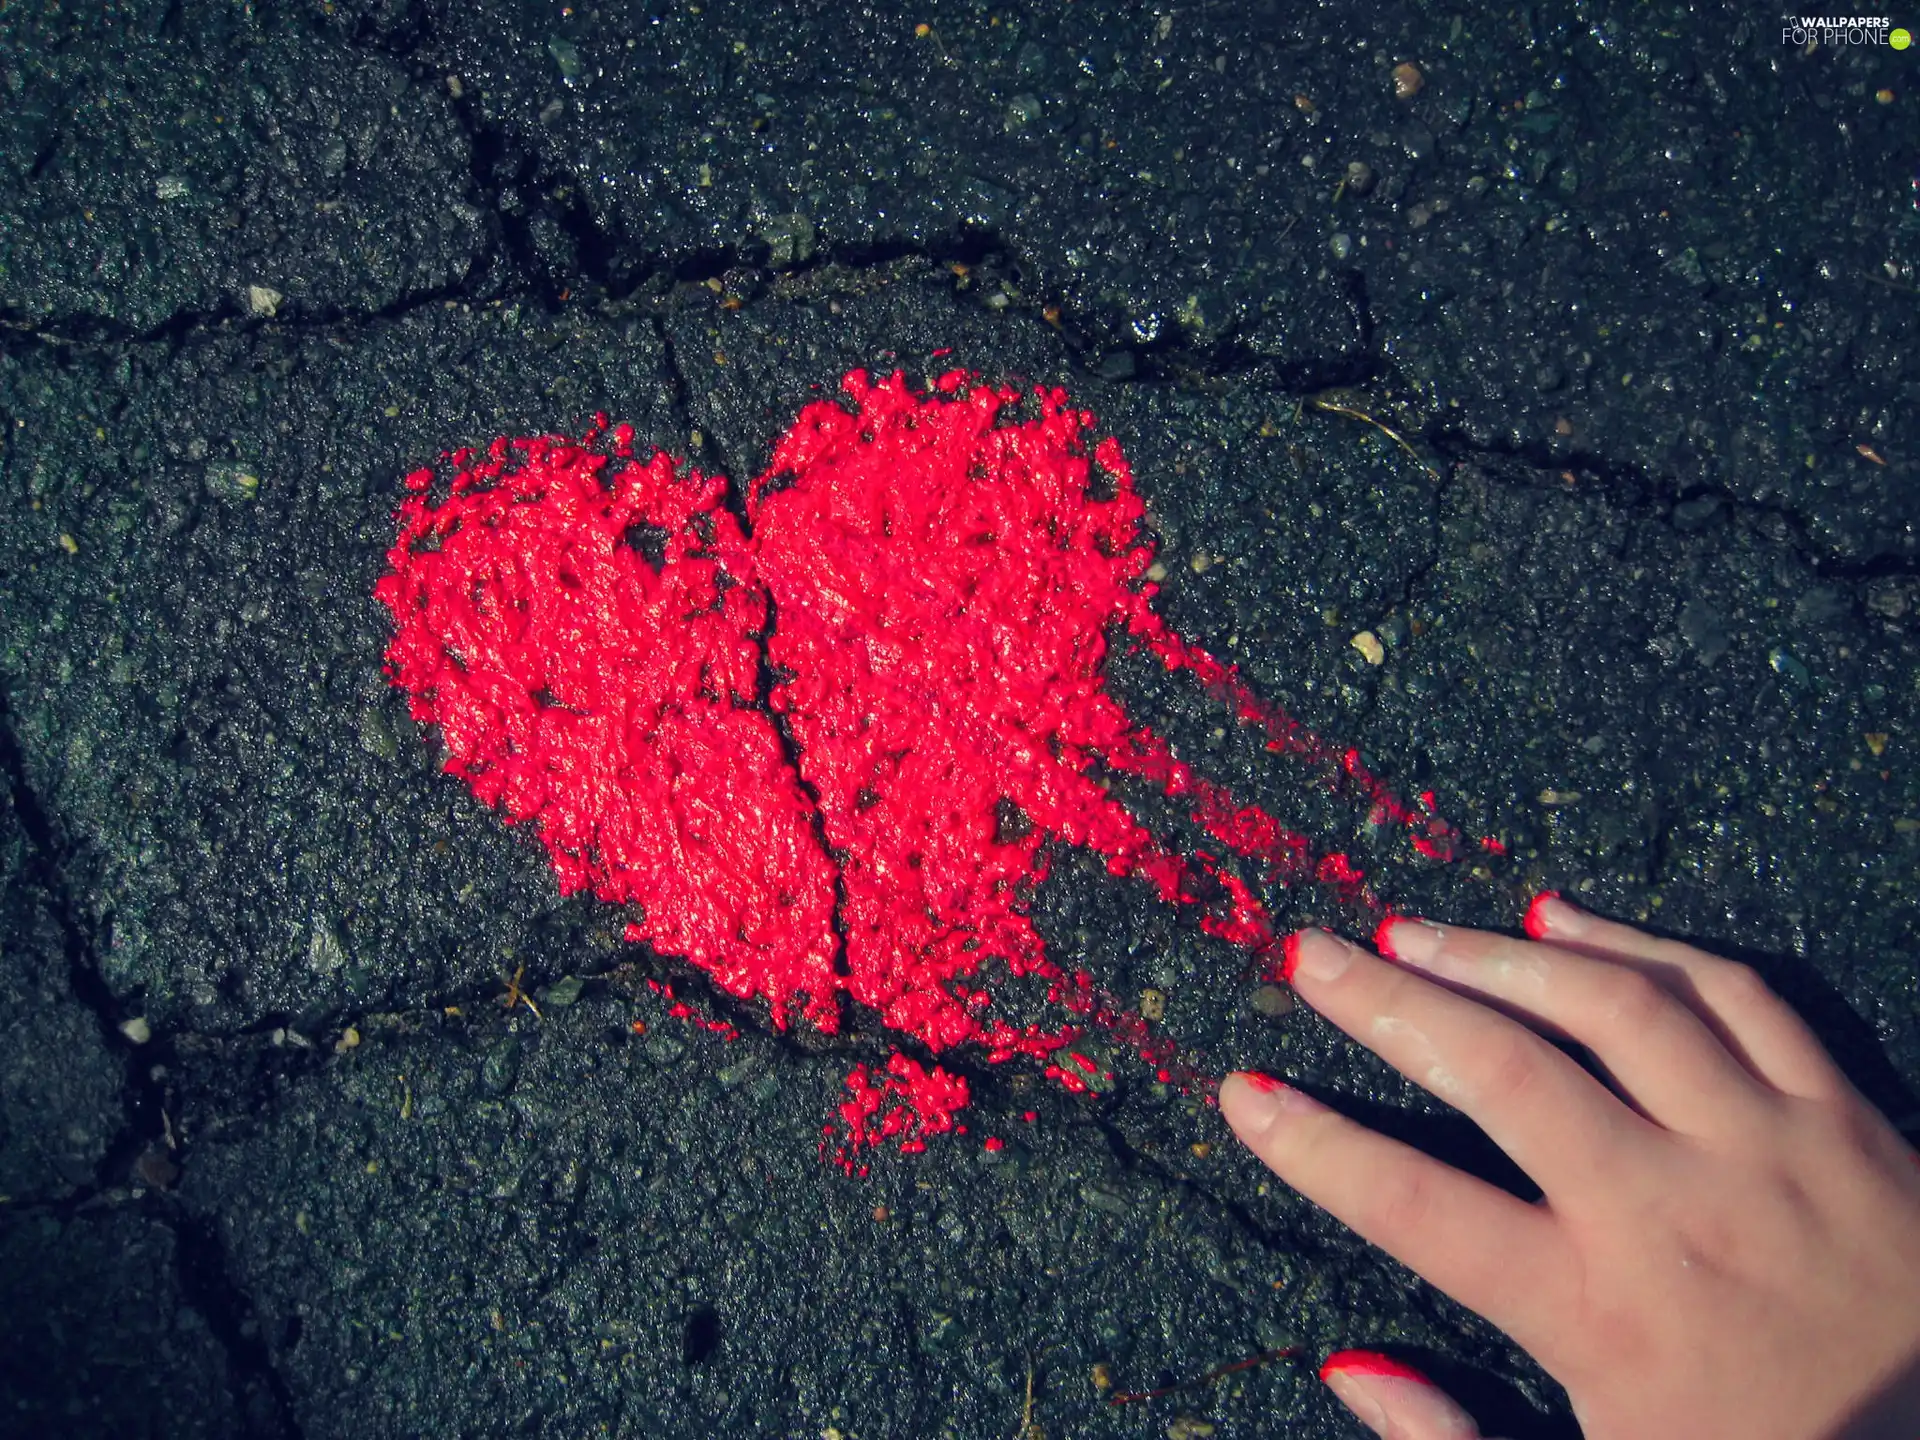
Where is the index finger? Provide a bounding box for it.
[1219,1072,1568,1333]
[1284,928,1648,1202]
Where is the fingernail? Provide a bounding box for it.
[1282,929,1352,985]
[1524,891,1585,941]
[1322,1368,1390,1435]
[1220,1071,1326,1138]
[1320,1349,1434,1385]
[1320,1350,1481,1439]
[1322,1351,1430,1437]
[1374,915,1443,965]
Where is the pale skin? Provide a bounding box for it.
[1219,895,1920,1440]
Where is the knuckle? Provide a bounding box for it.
[1361,1162,1439,1239]
[1376,962,1437,1018]
[1597,967,1672,1033]
[1709,959,1774,1009]
[1477,1031,1550,1106]
[1486,935,1554,992]
[1808,1091,1892,1162]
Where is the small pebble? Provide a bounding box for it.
[1003,93,1044,132]
[133,1145,180,1190]
[1081,1183,1130,1215]
[1392,61,1425,98]
[204,463,261,503]
[1398,121,1437,161]
[1866,582,1910,619]
[119,1016,152,1045]
[1139,987,1167,1022]
[1350,630,1385,665]
[1769,648,1811,686]
[1251,983,1295,1017]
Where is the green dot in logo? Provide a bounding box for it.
[1892,26,1913,48]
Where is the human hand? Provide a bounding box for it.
[1219,896,1920,1440]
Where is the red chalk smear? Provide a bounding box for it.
[379,372,1478,1162]
[829,1054,971,1169]
[750,370,1292,1055]
[376,436,841,1034]
[1043,1064,1092,1095]
[1319,1349,1434,1385]
[646,979,741,1041]
[1237,1071,1285,1094]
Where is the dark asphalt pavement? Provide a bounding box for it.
[2,3,1916,1437]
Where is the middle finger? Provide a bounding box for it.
[1285,928,1646,1200]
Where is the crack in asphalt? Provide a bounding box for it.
[0,688,149,1187]
[654,309,864,1025]
[0,687,298,1437]
[11,241,1908,589]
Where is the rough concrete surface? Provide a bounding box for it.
[1,2,1915,1437]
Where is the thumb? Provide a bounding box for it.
[1319,1350,1490,1440]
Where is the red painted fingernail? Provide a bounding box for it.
[1319,1349,1434,1386]
[1281,931,1304,984]
[1372,915,1401,959]
[1524,890,1564,941]
[1224,1073,1328,1129]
